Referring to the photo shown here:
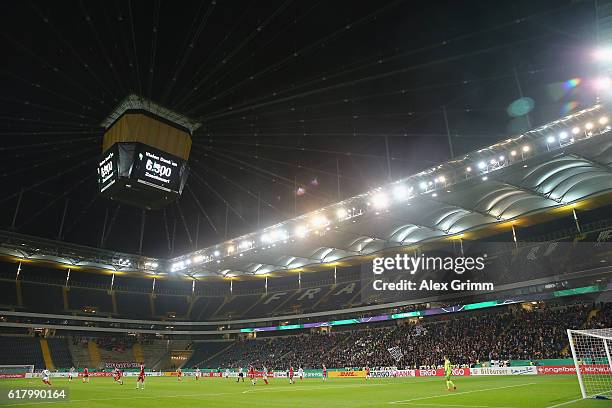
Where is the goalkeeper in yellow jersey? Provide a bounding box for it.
[444,356,456,391]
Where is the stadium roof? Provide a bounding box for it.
[2,104,611,277]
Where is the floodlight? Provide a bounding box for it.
[295,225,308,238]
[372,192,389,209]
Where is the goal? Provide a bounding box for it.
[0,365,34,379]
[567,328,612,399]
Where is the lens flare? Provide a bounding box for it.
[562,78,581,90]
[560,101,579,115]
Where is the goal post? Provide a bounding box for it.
[567,328,612,399]
[0,365,34,379]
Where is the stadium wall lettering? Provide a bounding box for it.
[471,366,537,376]
[415,368,470,377]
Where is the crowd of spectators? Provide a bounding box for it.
[72,336,137,352]
[208,302,610,370]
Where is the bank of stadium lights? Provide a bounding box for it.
[144,261,158,269]
[470,115,610,178]
[261,228,287,244]
[238,240,253,250]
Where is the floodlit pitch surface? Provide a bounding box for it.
[0,376,607,407]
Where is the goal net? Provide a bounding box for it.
[567,328,612,399]
[0,365,34,379]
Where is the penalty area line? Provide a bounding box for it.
[388,382,536,404]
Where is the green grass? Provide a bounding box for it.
[0,375,609,407]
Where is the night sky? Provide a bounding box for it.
[0,0,602,257]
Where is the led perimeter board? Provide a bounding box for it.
[97,142,188,210]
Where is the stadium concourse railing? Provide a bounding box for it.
[0,268,609,336]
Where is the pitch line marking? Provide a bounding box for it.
[398,404,516,408]
[242,382,388,393]
[388,382,536,404]
[544,397,585,408]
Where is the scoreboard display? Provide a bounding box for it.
[97,144,119,193]
[97,142,188,209]
[132,146,183,192]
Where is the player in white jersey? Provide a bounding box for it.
[237,367,244,382]
[41,369,51,387]
[194,368,201,380]
[262,366,269,385]
[298,367,304,380]
[68,367,75,382]
[224,368,230,379]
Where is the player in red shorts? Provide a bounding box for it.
[248,365,256,385]
[136,363,145,390]
[248,365,256,386]
[113,368,124,385]
[288,366,294,384]
[176,368,182,382]
[322,364,327,382]
[82,367,89,383]
[41,369,51,387]
[365,366,371,381]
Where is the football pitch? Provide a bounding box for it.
[0,376,608,408]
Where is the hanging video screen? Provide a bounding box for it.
[130,144,185,193]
